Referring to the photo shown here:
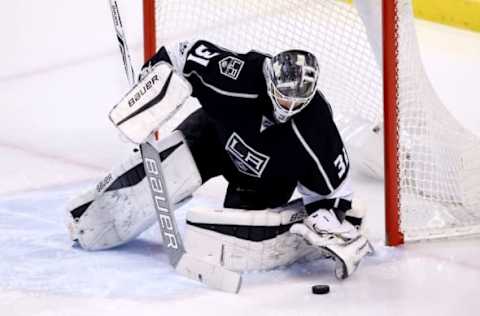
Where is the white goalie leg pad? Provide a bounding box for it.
[66,164,155,251]
[66,131,201,250]
[175,253,242,294]
[184,200,312,272]
[109,62,192,144]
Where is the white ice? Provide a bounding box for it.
[1,1,480,315]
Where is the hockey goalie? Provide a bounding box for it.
[66,39,373,289]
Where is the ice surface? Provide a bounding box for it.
[1,179,480,316]
[1,1,480,315]
[2,178,479,316]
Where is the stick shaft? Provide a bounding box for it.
[108,0,136,86]
[141,141,186,265]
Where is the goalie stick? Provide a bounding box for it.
[108,0,135,86]
[107,0,242,293]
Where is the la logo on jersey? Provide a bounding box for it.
[219,56,244,80]
[226,133,270,178]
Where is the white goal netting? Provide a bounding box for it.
[149,0,480,242]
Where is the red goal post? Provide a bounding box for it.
[143,0,157,61]
[143,0,480,246]
[382,1,402,245]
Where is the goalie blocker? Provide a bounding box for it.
[109,62,192,144]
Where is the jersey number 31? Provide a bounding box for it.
[187,44,219,67]
[334,148,349,178]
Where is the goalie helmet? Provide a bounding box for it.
[264,50,319,123]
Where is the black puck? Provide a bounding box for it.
[311,284,330,295]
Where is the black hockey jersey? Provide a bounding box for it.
[145,40,351,212]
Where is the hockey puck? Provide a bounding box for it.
[311,284,330,295]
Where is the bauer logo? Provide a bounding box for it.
[128,74,159,107]
[225,133,270,178]
[96,174,113,193]
[219,56,244,80]
[144,157,179,250]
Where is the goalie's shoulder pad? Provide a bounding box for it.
[109,62,192,144]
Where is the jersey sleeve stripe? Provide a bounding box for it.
[291,119,334,193]
[184,71,259,99]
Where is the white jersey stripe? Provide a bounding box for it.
[297,179,353,206]
[184,71,259,99]
[291,119,334,193]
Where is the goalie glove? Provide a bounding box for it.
[322,235,373,279]
[290,208,374,279]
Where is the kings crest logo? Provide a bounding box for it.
[219,56,244,80]
[225,133,270,178]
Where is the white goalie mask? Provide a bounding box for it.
[264,50,319,123]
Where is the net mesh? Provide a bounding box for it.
[150,0,480,241]
[394,1,480,240]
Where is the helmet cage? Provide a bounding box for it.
[265,50,319,123]
[268,81,315,122]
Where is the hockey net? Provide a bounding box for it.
[143,0,480,245]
